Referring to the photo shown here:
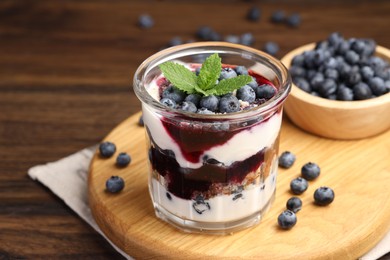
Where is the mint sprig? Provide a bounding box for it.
[159,53,252,96]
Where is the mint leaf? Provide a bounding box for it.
[159,62,197,94]
[209,75,252,96]
[197,53,221,90]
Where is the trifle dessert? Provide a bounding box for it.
[133,42,291,234]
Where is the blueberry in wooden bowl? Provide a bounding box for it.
[281,33,390,139]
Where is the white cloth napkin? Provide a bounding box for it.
[27,146,390,260]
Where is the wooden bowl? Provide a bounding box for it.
[281,43,390,140]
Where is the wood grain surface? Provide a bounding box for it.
[88,112,390,260]
[1,0,390,259]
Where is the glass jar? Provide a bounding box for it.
[133,42,291,234]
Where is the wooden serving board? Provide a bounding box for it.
[88,111,390,260]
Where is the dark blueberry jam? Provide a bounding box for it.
[148,140,265,200]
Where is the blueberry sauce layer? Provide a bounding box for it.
[161,107,280,164]
[148,140,265,200]
[161,120,240,163]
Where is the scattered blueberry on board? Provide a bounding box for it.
[276,150,335,229]
[106,176,125,193]
[247,7,261,22]
[290,177,308,195]
[286,13,301,28]
[263,42,279,56]
[301,162,321,180]
[116,152,131,167]
[138,14,154,29]
[286,197,302,213]
[291,32,390,100]
[278,151,296,168]
[138,115,144,126]
[314,186,335,206]
[99,142,116,158]
[270,10,285,23]
[278,210,297,229]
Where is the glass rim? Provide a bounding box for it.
[133,41,292,120]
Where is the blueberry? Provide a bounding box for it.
[324,68,339,81]
[255,84,276,99]
[293,77,311,93]
[200,95,219,112]
[368,56,388,70]
[286,13,301,27]
[277,210,297,229]
[306,69,317,81]
[362,39,376,57]
[138,115,144,127]
[303,50,316,69]
[192,195,211,214]
[314,186,335,206]
[270,10,285,23]
[313,50,331,68]
[196,26,213,40]
[219,94,240,113]
[336,40,350,55]
[317,79,337,98]
[291,54,305,67]
[247,76,258,88]
[344,50,360,65]
[360,66,375,81]
[179,101,197,113]
[160,97,176,108]
[235,66,249,76]
[197,107,214,114]
[310,73,325,91]
[323,57,339,70]
[138,14,154,29]
[240,32,255,46]
[338,62,352,80]
[116,152,131,167]
[345,71,362,87]
[289,66,306,78]
[263,42,279,56]
[106,176,125,193]
[167,36,182,47]
[185,93,201,107]
[237,85,256,103]
[301,162,321,180]
[162,85,186,103]
[195,67,201,76]
[327,32,344,48]
[224,34,240,44]
[336,84,354,101]
[208,31,222,41]
[290,177,308,195]
[334,54,345,65]
[99,142,116,158]
[278,151,296,168]
[368,77,387,96]
[286,197,302,213]
[375,68,390,81]
[219,67,237,80]
[353,82,372,100]
[350,39,368,57]
[247,7,261,21]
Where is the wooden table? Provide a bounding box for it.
[1,1,389,259]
